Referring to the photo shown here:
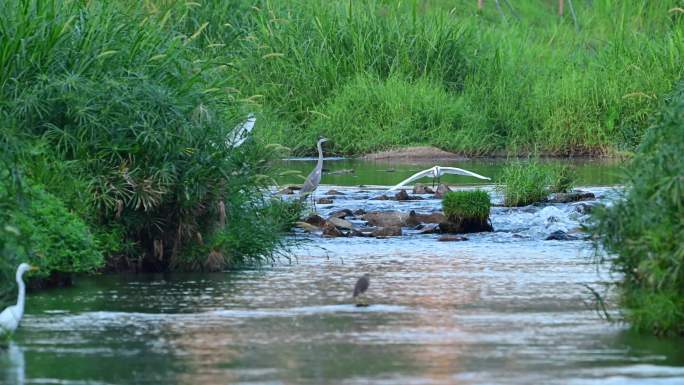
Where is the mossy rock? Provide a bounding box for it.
[441,191,493,233]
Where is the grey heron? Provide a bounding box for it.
[387,165,490,192]
[299,137,328,205]
[226,113,256,148]
[0,263,38,337]
[353,273,370,307]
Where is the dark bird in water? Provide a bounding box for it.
[353,273,370,306]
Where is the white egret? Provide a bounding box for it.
[0,263,38,336]
[387,165,491,192]
[226,113,256,148]
[299,137,329,204]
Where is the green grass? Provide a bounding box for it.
[496,161,552,207]
[548,165,577,193]
[442,190,491,221]
[205,0,684,156]
[591,80,684,336]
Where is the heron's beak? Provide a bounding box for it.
[29,265,39,272]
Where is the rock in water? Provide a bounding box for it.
[438,218,493,234]
[545,230,579,241]
[371,226,402,237]
[438,235,469,242]
[434,184,452,198]
[548,190,596,203]
[329,209,353,219]
[325,189,345,195]
[322,222,344,237]
[394,189,411,201]
[406,210,447,227]
[413,183,434,194]
[363,211,408,227]
[304,214,327,227]
[328,217,354,230]
[317,198,333,204]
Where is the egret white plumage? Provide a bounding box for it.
[387,165,490,192]
[226,113,256,148]
[299,137,328,205]
[0,263,38,336]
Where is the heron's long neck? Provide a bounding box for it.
[16,271,26,311]
[316,141,324,169]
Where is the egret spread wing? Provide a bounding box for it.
[439,167,491,180]
[226,113,256,148]
[387,167,437,191]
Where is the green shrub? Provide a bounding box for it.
[0,0,295,272]
[497,162,551,207]
[591,80,684,336]
[442,191,491,221]
[11,186,103,276]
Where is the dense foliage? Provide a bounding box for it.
[442,191,491,221]
[591,81,684,336]
[497,162,551,207]
[0,0,300,303]
[228,0,684,156]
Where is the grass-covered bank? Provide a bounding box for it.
[216,0,684,156]
[0,0,300,304]
[591,80,684,336]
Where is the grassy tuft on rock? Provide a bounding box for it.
[496,162,551,207]
[442,191,491,222]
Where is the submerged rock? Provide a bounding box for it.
[370,194,391,201]
[438,235,469,242]
[329,209,353,219]
[325,189,345,195]
[573,202,600,215]
[317,197,334,204]
[548,190,596,204]
[413,183,434,194]
[545,230,579,241]
[371,226,402,237]
[353,209,367,217]
[363,211,408,227]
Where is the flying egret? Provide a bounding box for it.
[226,113,256,148]
[299,137,328,205]
[387,165,490,192]
[353,273,370,307]
[0,263,38,337]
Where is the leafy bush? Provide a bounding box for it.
[1,0,297,272]
[591,81,684,336]
[442,191,491,222]
[497,162,551,207]
[11,186,103,276]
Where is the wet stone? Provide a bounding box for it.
[325,189,345,195]
[545,230,579,241]
[329,209,353,219]
[353,209,367,217]
[328,217,354,230]
[434,184,452,198]
[406,210,447,227]
[438,235,469,242]
[363,211,408,227]
[371,226,402,237]
[317,198,334,204]
[394,189,411,201]
[413,183,434,194]
[548,190,596,204]
[304,214,327,227]
[322,222,344,237]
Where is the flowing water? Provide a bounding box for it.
[2,159,684,385]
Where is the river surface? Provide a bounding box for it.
[2,159,684,385]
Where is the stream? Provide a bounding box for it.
[2,159,683,384]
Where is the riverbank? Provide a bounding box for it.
[235,1,683,156]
